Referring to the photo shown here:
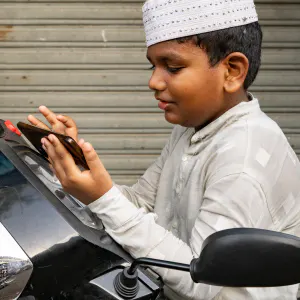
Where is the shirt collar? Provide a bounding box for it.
[190,94,260,144]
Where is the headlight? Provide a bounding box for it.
[0,222,33,300]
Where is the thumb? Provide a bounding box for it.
[81,142,111,179]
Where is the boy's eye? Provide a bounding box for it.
[147,65,183,73]
[167,66,183,73]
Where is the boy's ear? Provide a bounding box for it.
[223,52,249,93]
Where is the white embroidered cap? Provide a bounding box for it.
[143,0,258,47]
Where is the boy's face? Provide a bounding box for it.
[147,40,231,129]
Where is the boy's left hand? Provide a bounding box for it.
[41,134,113,205]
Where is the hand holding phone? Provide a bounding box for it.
[27,106,78,142]
[17,122,89,170]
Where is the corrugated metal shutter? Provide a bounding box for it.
[0,1,299,186]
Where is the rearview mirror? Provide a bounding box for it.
[94,228,300,299]
[191,228,300,287]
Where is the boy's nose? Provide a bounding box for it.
[148,69,167,92]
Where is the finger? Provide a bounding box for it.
[43,147,56,174]
[56,115,78,141]
[42,137,67,181]
[27,114,51,130]
[39,106,59,127]
[78,138,85,148]
[48,134,80,177]
[48,163,55,174]
[56,115,77,130]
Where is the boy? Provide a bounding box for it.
[28,0,300,299]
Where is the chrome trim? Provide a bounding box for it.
[0,222,33,300]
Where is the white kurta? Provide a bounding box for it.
[89,97,300,300]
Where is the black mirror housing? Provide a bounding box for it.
[190,228,300,287]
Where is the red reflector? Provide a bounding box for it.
[4,120,22,136]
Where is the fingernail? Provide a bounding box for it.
[43,138,49,145]
[84,143,92,151]
[48,134,54,141]
[39,105,47,111]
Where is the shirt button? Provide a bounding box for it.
[182,155,188,162]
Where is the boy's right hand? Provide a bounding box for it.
[27,106,79,142]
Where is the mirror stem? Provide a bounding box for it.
[128,257,190,275]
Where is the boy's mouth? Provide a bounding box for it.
[158,100,171,110]
[155,95,175,110]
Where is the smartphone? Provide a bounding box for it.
[17,122,89,170]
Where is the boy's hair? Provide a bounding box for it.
[177,22,263,90]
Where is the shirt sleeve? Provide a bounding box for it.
[113,141,168,213]
[88,172,270,300]
[114,126,188,213]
